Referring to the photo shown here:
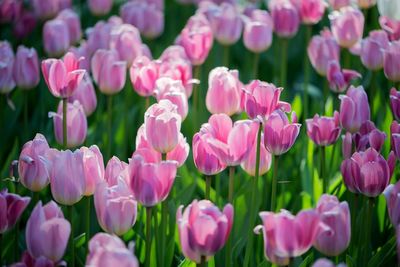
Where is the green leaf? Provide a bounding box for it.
[74,233,86,248]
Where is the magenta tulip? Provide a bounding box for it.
[88,0,113,16]
[31,0,61,20]
[0,41,15,94]
[390,88,400,121]
[342,132,352,159]
[155,77,189,120]
[291,0,326,25]
[80,145,104,196]
[383,41,400,82]
[129,55,159,97]
[177,199,233,263]
[18,134,50,192]
[12,251,56,267]
[380,16,400,41]
[329,7,364,48]
[68,73,97,116]
[104,156,130,187]
[26,201,70,262]
[13,46,40,89]
[360,30,389,70]
[0,189,30,233]
[269,0,300,38]
[384,180,400,227]
[243,9,273,53]
[327,60,361,93]
[110,24,143,67]
[12,10,36,40]
[43,19,70,57]
[306,111,341,146]
[0,0,22,23]
[353,120,386,152]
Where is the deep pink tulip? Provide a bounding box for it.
[129,55,159,97]
[391,121,400,160]
[208,3,242,45]
[43,19,70,57]
[360,30,390,70]
[379,16,400,41]
[0,189,30,233]
[110,24,143,67]
[328,0,351,10]
[254,209,329,264]
[155,77,189,120]
[41,52,86,98]
[86,233,139,266]
[341,148,395,196]
[144,99,182,153]
[68,42,91,71]
[206,67,242,116]
[18,134,50,192]
[329,7,364,48]
[0,0,22,23]
[240,130,272,176]
[342,132,352,159]
[177,199,233,263]
[0,41,15,94]
[264,110,301,155]
[384,180,400,226]
[327,60,361,93]
[26,201,70,262]
[291,0,326,25]
[88,0,113,16]
[13,46,40,90]
[243,10,274,53]
[306,111,341,146]
[269,0,300,38]
[313,194,351,256]
[390,88,400,121]
[178,14,213,66]
[383,41,400,82]
[46,149,86,205]
[104,156,130,186]
[339,85,370,133]
[56,9,81,45]
[68,73,97,116]
[52,100,87,148]
[308,29,340,76]
[91,49,126,94]
[12,251,56,267]
[128,153,178,207]
[94,179,137,236]
[243,80,291,120]
[353,120,386,152]
[32,0,60,20]
[80,145,104,196]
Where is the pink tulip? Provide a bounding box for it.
[208,2,242,45]
[26,201,70,262]
[269,0,300,38]
[308,29,340,76]
[91,49,126,94]
[46,149,86,205]
[243,10,274,53]
[12,251,56,267]
[243,80,291,119]
[86,233,139,266]
[313,194,351,256]
[155,77,189,120]
[264,110,301,155]
[0,189,30,233]
[339,85,370,133]
[360,30,390,70]
[31,0,60,20]
[254,209,329,264]
[52,100,87,148]
[329,7,364,48]
[0,41,15,94]
[353,120,386,152]
[18,134,50,192]
[178,14,213,66]
[80,145,104,196]
[291,0,326,25]
[144,99,182,153]
[110,24,143,67]
[379,16,400,41]
[86,18,122,55]
[240,131,272,176]
[312,258,345,267]
[327,60,361,93]
[342,132,352,159]
[104,156,130,186]
[384,180,400,226]
[306,111,341,146]
[383,41,400,82]
[88,0,113,16]
[41,52,86,98]
[0,0,22,23]
[56,9,81,45]
[68,42,91,71]
[13,10,37,40]
[177,199,233,263]
[129,55,159,97]
[128,153,178,207]
[390,88,400,121]
[68,73,97,116]
[13,46,40,89]
[94,179,137,236]
[43,19,70,57]
[391,121,400,160]
[341,148,395,196]
[328,0,351,10]
[357,0,376,8]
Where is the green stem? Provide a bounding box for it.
[68,205,75,267]
[85,196,91,257]
[223,45,230,67]
[303,25,312,120]
[364,198,374,265]
[226,166,235,267]
[24,92,28,141]
[107,95,113,159]
[323,79,329,112]
[253,52,260,79]
[145,96,150,110]
[228,166,235,204]
[271,155,279,211]
[145,207,152,267]
[205,175,212,200]
[321,146,327,193]
[193,65,201,113]
[243,122,262,267]
[280,38,288,89]
[32,191,39,205]
[160,200,168,267]
[197,255,207,267]
[343,48,351,69]
[62,98,68,149]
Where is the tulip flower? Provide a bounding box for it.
[328,0,351,10]
[313,194,351,256]
[384,180,400,227]
[360,30,389,70]
[91,49,127,95]
[129,55,159,97]
[377,0,400,21]
[88,0,113,16]
[0,189,30,233]
[104,156,130,186]
[327,60,361,93]
[341,148,395,196]
[329,7,364,48]
[390,88,400,121]
[254,209,329,264]
[86,18,122,55]
[86,233,139,266]
[31,0,60,19]
[57,9,82,45]
[52,100,87,148]
[0,41,15,94]
[18,134,50,192]
[358,0,376,9]
[0,0,22,23]
[243,9,274,53]
[342,132,352,159]
[308,29,340,76]
[379,16,400,41]
[339,85,370,133]
[383,41,400,82]
[306,111,341,146]
[80,145,104,196]
[208,2,242,45]
[240,134,272,176]
[43,19,70,57]
[13,46,40,89]
[269,0,300,38]
[110,24,143,67]
[353,120,386,152]
[291,0,326,25]
[26,201,70,262]
[13,251,55,267]
[312,258,344,267]
[94,178,137,236]
[206,67,242,116]
[68,73,97,116]
[177,200,233,263]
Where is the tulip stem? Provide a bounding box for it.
[145,97,150,110]
[67,205,75,267]
[193,65,201,113]
[364,198,374,265]
[253,52,259,79]
[271,155,279,211]
[205,175,212,200]
[228,166,235,204]
[280,38,288,89]
[107,95,113,159]
[145,207,152,267]
[160,200,168,267]
[85,196,91,257]
[223,45,230,67]
[243,122,262,267]
[303,25,312,120]
[321,146,327,193]
[24,92,28,141]
[62,98,68,149]
[197,255,207,267]
[323,79,329,112]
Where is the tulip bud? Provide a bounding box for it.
[57,9,81,45]
[104,156,130,186]
[243,14,273,53]
[0,41,15,94]
[110,24,143,67]
[327,60,361,92]
[32,0,60,20]
[269,0,300,38]
[390,88,400,121]
[155,77,189,120]
[383,41,400,82]
[0,189,30,233]
[329,7,364,48]
[193,132,227,175]
[240,130,272,176]
[13,46,40,90]
[342,132,352,159]
[80,145,104,196]
[43,19,70,57]
[208,3,242,45]
[0,0,22,24]
[88,0,113,16]
[129,55,159,97]
[291,0,326,25]
[379,16,400,41]
[328,0,351,10]
[68,74,97,116]
[306,111,341,146]
[384,181,400,227]
[360,30,389,70]
[353,120,386,152]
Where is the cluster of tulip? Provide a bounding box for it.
[1,0,400,266]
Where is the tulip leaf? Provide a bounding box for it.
[74,232,86,248]
[298,253,314,267]
[367,235,396,267]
